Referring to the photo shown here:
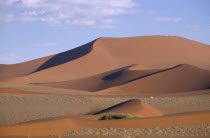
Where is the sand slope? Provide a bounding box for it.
[41,64,159,91]
[0,84,100,95]
[0,110,209,136]
[2,36,210,84]
[0,55,53,81]
[94,99,164,117]
[99,64,210,94]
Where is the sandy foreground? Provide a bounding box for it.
[1,88,210,126]
[0,85,210,136]
[64,125,210,137]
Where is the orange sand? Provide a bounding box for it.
[0,111,209,136]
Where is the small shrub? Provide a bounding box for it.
[99,113,142,120]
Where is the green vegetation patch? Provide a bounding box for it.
[99,113,142,120]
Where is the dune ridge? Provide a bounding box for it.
[34,39,98,73]
[1,36,210,84]
[94,99,164,117]
[40,64,157,91]
[99,64,210,94]
[0,55,53,81]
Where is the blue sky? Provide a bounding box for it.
[0,0,210,64]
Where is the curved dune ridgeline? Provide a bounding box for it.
[1,36,210,84]
[99,64,210,94]
[1,36,210,136]
[33,39,98,73]
[0,55,53,81]
[40,64,155,91]
[94,99,164,117]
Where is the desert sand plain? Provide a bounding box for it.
[0,36,210,137]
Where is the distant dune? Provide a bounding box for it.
[41,64,210,94]
[1,36,210,83]
[41,64,156,91]
[94,99,164,117]
[99,64,210,94]
[0,55,53,81]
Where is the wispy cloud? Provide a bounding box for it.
[154,17,182,23]
[0,0,136,28]
[0,53,20,63]
[100,19,116,28]
[33,42,57,47]
[184,25,201,32]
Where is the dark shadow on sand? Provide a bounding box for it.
[93,99,139,115]
[111,64,184,87]
[32,39,98,73]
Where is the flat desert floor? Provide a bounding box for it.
[0,84,210,137]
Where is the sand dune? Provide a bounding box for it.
[41,64,159,91]
[94,99,164,117]
[0,39,96,82]
[2,36,210,84]
[1,36,210,136]
[0,110,209,136]
[99,64,210,94]
[34,39,97,73]
[0,55,53,81]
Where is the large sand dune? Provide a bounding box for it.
[99,64,210,94]
[1,36,210,84]
[41,64,159,91]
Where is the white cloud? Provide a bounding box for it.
[100,19,116,28]
[33,43,57,47]
[0,53,20,62]
[72,19,95,26]
[0,0,136,27]
[154,17,182,23]
[208,26,210,29]
[184,25,201,32]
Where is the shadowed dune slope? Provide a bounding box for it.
[0,111,209,136]
[41,64,157,91]
[99,64,210,94]
[0,39,97,82]
[94,99,164,117]
[1,36,210,83]
[33,39,97,73]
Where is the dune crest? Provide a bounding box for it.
[0,55,53,81]
[40,64,158,91]
[94,99,164,117]
[99,64,210,94]
[1,36,210,84]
